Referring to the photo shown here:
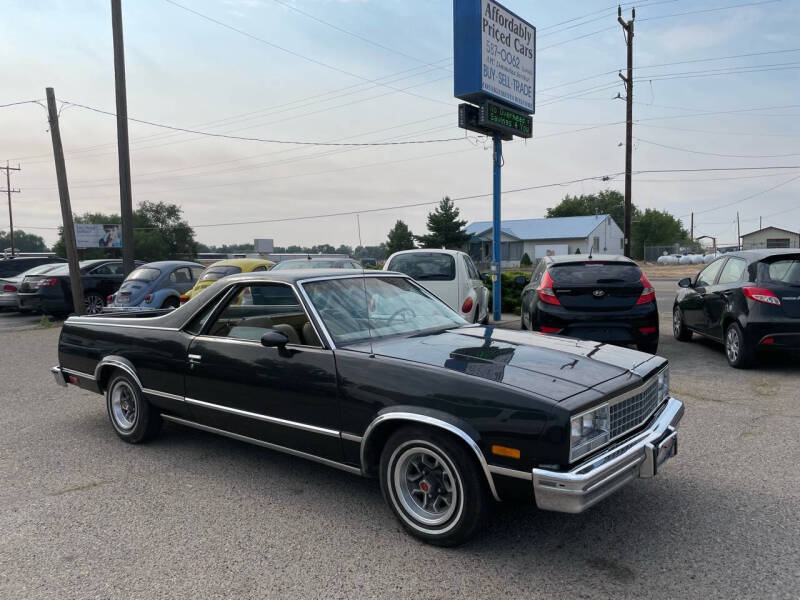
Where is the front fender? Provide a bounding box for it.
[359,406,500,501]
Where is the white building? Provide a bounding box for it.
[740,226,799,250]
[465,214,624,267]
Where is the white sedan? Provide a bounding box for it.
[384,249,490,324]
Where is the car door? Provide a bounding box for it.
[183,281,342,461]
[682,257,725,331]
[704,256,748,339]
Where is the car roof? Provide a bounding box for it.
[219,269,400,285]
[207,258,275,268]
[545,254,635,265]
[722,249,800,262]
[279,257,358,262]
[137,260,203,269]
[388,249,464,257]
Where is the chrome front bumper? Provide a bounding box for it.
[532,397,684,514]
[51,366,67,387]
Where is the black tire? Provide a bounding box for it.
[672,306,693,341]
[379,426,488,547]
[161,296,180,309]
[105,371,161,443]
[724,322,755,369]
[473,304,480,324]
[520,315,527,330]
[637,340,659,354]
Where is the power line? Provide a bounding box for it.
[638,0,781,22]
[635,137,800,158]
[59,100,465,147]
[682,173,800,217]
[162,0,453,107]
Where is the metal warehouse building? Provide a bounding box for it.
[465,214,624,267]
[740,226,799,250]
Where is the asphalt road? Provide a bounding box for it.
[1,282,799,599]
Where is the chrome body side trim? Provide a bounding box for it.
[359,412,501,502]
[94,357,142,390]
[161,414,361,475]
[340,432,363,443]
[488,464,533,481]
[142,388,185,403]
[532,397,684,514]
[61,367,96,381]
[184,396,340,438]
[51,366,67,387]
[66,318,178,331]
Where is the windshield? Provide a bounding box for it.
[303,276,465,345]
[272,260,360,270]
[549,262,642,284]
[126,267,161,282]
[200,265,242,282]
[387,253,455,281]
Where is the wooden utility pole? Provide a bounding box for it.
[737,212,741,250]
[111,0,135,275]
[690,212,694,240]
[0,162,21,256]
[618,6,634,258]
[46,87,85,315]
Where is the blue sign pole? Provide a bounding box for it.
[492,133,502,323]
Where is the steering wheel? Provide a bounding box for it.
[388,307,416,327]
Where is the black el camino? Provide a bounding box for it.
[52,270,684,545]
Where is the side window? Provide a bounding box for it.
[531,262,545,287]
[462,256,480,281]
[190,267,204,280]
[696,258,724,287]
[169,267,192,284]
[203,283,321,347]
[90,264,112,275]
[251,265,268,272]
[717,258,747,285]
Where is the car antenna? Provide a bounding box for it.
[356,214,375,357]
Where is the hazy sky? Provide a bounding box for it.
[2,0,799,250]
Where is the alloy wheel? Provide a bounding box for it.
[673,308,682,337]
[726,327,740,363]
[85,294,105,314]
[393,446,458,526]
[110,379,137,430]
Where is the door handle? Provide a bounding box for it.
[188,354,202,363]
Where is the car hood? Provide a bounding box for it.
[349,326,661,402]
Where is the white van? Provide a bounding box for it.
[384,249,490,324]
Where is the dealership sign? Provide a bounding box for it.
[454,0,536,114]
[75,224,123,248]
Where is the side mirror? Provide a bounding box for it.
[678,277,692,288]
[261,331,289,347]
[514,275,529,286]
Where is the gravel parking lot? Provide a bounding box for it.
[1,281,798,599]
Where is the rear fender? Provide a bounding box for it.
[94,355,141,392]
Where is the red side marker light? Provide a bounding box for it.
[762,337,775,345]
[69,376,79,385]
[461,296,474,313]
[540,326,562,334]
[638,326,657,334]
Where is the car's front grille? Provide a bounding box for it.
[609,378,661,439]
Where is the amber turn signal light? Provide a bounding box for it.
[491,445,520,459]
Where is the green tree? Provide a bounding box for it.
[630,208,692,259]
[386,220,415,255]
[546,189,628,231]
[520,252,532,266]
[52,201,196,262]
[0,229,49,253]
[415,197,471,249]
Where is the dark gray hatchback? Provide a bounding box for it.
[520,255,659,354]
